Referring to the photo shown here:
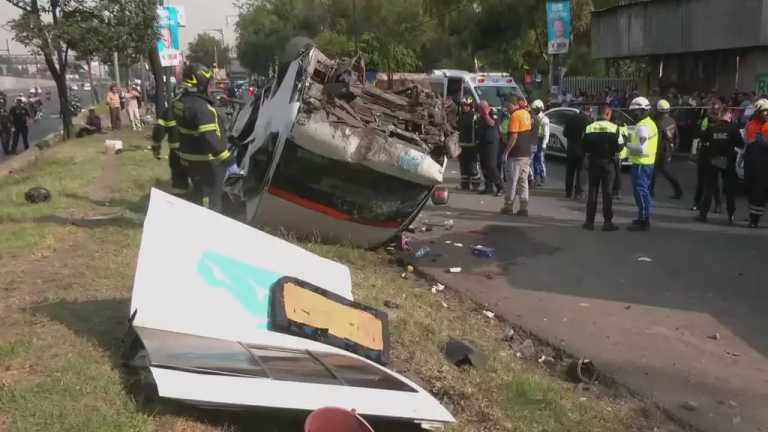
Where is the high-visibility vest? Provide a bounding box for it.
[630,116,658,165]
[618,125,629,159]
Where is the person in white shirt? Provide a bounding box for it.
[530,100,550,185]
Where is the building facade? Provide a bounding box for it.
[591,0,768,94]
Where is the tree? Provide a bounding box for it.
[187,33,231,69]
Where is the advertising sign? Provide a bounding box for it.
[547,0,571,55]
[756,73,768,95]
[157,6,181,67]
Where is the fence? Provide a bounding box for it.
[560,76,638,96]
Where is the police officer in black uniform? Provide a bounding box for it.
[174,63,231,212]
[457,98,481,191]
[9,98,31,153]
[582,104,624,232]
[151,85,189,194]
[477,100,502,196]
[0,103,11,155]
[695,106,743,224]
[563,107,592,200]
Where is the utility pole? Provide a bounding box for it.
[352,0,359,53]
[113,51,120,85]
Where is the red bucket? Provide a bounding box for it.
[304,407,375,432]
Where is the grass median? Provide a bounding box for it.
[0,130,681,432]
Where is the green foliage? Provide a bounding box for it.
[187,33,231,69]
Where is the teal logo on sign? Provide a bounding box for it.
[197,251,280,328]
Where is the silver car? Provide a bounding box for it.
[545,106,634,165]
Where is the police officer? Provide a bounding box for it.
[626,97,658,232]
[174,63,231,212]
[9,97,31,153]
[0,103,11,155]
[692,100,723,212]
[477,100,502,196]
[563,106,591,200]
[651,99,683,199]
[151,85,189,195]
[457,98,482,191]
[582,104,624,232]
[695,105,743,224]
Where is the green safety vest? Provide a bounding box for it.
[618,125,629,159]
[630,116,658,165]
[584,120,619,134]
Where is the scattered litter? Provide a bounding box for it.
[482,310,495,319]
[24,187,51,204]
[413,246,432,258]
[441,301,448,308]
[386,246,395,252]
[637,256,653,262]
[504,328,515,341]
[444,338,487,368]
[624,305,632,310]
[681,401,699,412]
[538,355,555,365]
[431,283,445,292]
[471,245,496,258]
[104,139,124,154]
[447,267,462,273]
[383,300,400,309]
[444,240,453,244]
[728,400,739,408]
[400,272,409,280]
[453,242,464,248]
[578,303,590,307]
[725,351,742,358]
[406,265,415,273]
[567,359,599,384]
[708,333,721,341]
[399,234,411,251]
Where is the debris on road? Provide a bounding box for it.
[453,242,464,248]
[636,256,653,263]
[538,355,555,365]
[482,310,495,319]
[681,401,699,412]
[105,139,124,154]
[430,283,445,294]
[567,359,599,384]
[471,245,496,258]
[444,338,487,368]
[384,300,400,309]
[24,186,51,204]
[624,305,632,310]
[708,333,721,341]
[400,272,409,280]
[413,246,432,258]
[123,190,455,425]
[725,350,742,358]
[447,267,462,273]
[406,265,415,273]
[503,328,515,341]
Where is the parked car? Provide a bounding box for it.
[545,106,634,165]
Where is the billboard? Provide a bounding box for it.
[547,0,571,55]
[156,6,182,67]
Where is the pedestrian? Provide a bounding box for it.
[530,99,549,186]
[106,84,122,130]
[500,96,537,216]
[0,104,11,155]
[76,108,103,138]
[126,86,143,131]
[563,106,591,200]
[626,96,658,232]
[694,106,743,224]
[582,104,623,232]
[175,63,231,212]
[477,100,503,196]
[9,97,31,153]
[691,101,723,212]
[457,98,482,191]
[651,99,683,199]
[745,100,768,228]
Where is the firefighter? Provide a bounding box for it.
[626,96,658,232]
[743,99,768,197]
[151,85,189,195]
[457,98,482,191]
[651,99,683,199]
[695,105,743,224]
[582,104,624,232]
[747,104,768,228]
[174,63,231,212]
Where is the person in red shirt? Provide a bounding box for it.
[748,113,768,227]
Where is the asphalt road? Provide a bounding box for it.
[410,156,768,432]
[1,87,99,162]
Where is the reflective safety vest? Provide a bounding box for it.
[618,125,629,159]
[630,116,658,165]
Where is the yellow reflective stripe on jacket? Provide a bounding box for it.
[585,120,619,134]
[156,119,176,127]
[206,105,221,137]
[177,149,231,162]
[198,123,219,133]
[169,142,180,149]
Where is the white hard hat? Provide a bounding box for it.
[531,99,545,111]
[629,96,651,111]
[755,98,768,112]
[656,99,671,112]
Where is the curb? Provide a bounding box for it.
[0,130,64,177]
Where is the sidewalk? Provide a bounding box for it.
[406,161,768,432]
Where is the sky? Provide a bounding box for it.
[0,0,240,56]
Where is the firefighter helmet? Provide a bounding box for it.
[182,63,213,94]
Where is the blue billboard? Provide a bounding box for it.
[547,0,571,55]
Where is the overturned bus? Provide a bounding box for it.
[225,45,457,248]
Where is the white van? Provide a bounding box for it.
[427,69,526,109]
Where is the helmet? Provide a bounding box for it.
[461,97,473,106]
[755,98,768,112]
[656,99,671,113]
[531,99,545,111]
[182,63,213,94]
[629,96,651,111]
